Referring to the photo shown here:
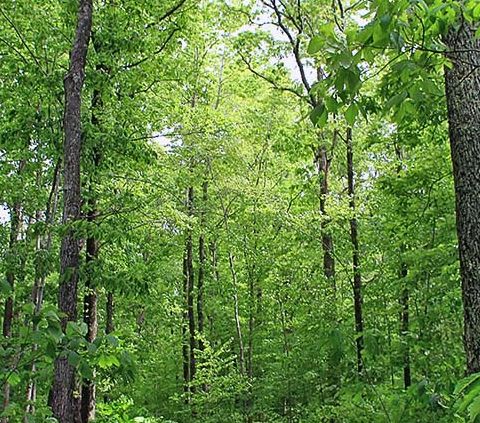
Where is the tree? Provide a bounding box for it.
[51,1,93,421]
[444,17,480,375]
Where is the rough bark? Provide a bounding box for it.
[81,193,99,422]
[315,143,335,283]
[80,85,102,423]
[52,0,93,421]
[444,18,480,374]
[346,127,364,374]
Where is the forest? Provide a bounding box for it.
[0,0,480,422]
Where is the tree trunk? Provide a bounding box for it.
[400,271,411,389]
[186,187,196,389]
[106,292,114,334]
[197,181,207,357]
[80,84,102,423]
[52,1,93,421]
[25,160,61,420]
[346,127,364,374]
[228,252,245,375]
[315,143,335,283]
[1,200,22,421]
[182,253,191,399]
[81,191,99,422]
[444,18,480,375]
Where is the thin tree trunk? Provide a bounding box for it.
[186,187,196,390]
[444,18,480,374]
[182,253,191,399]
[80,84,102,423]
[1,200,22,422]
[197,181,207,357]
[315,143,335,283]
[25,160,61,420]
[395,147,412,388]
[400,270,411,389]
[228,252,245,375]
[346,127,364,374]
[81,190,99,422]
[52,1,93,421]
[106,292,114,334]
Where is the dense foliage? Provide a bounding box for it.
[0,0,479,422]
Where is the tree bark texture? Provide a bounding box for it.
[444,18,480,374]
[52,1,93,421]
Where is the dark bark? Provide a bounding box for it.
[182,253,191,399]
[444,18,480,375]
[315,144,335,283]
[106,292,114,334]
[52,0,93,421]
[81,193,99,422]
[346,127,364,374]
[81,85,102,423]
[197,181,207,356]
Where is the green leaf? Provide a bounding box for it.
[68,351,81,367]
[309,103,327,126]
[345,103,359,126]
[455,373,480,396]
[307,36,323,55]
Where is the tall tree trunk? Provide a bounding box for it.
[52,1,93,421]
[182,253,191,399]
[444,18,480,374]
[228,252,245,375]
[400,265,411,389]
[346,127,364,374]
[106,292,114,334]
[186,187,196,389]
[81,187,99,422]
[2,199,22,422]
[182,186,196,398]
[25,160,61,420]
[81,84,102,423]
[197,181,207,357]
[315,143,335,283]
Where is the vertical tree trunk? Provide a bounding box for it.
[228,252,245,375]
[106,292,114,334]
[186,187,196,390]
[52,1,93,421]
[444,18,480,374]
[182,253,190,399]
[81,188,99,422]
[197,181,207,357]
[25,160,61,420]
[315,143,335,283]
[81,85,102,423]
[346,127,364,374]
[2,200,22,422]
[399,265,411,389]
